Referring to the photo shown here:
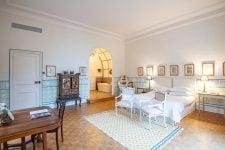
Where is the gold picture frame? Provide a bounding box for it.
[158,66,165,76]
[46,65,56,77]
[146,65,153,76]
[184,64,194,76]
[202,62,214,76]
[170,65,179,76]
[138,67,144,76]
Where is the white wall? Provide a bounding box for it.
[125,15,225,78]
[0,12,125,83]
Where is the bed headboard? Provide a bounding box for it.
[152,77,172,88]
[172,77,196,91]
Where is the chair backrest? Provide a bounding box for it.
[154,92,167,111]
[58,100,66,124]
[121,87,135,100]
[155,92,166,102]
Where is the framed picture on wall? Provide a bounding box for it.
[146,65,153,76]
[170,65,179,76]
[202,62,214,76]
[184,64,194,76]
[138,67,144,76]
[158,66,165,76]
[223,62,225,76]
[46,65,56,77]
[79,66,87,76]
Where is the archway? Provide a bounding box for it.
[89,48,114,103]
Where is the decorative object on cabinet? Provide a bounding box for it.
[223,62,225,76]
[58,73,81,107]
[158,66,165,76]
[170,65,179,76]
[146,66,153,76]
[138,67,144,76]
[46,65,56,77]
[202,61,214,76]
[184,64,194,76]
[79,66,87,76]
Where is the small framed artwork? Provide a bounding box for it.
[202,62,214,76]
[46,65,56,77]
[138,67,144,76]
[170,65,179,76]
[184,64,194,76]
[79,66,87,76]
[146,65,153,76]
[158,66,165,76]
[223,62,225,76]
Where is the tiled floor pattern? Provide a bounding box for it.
[4,100,225,150]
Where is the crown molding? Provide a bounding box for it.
[2,0,124,41]
[126,1,225,44]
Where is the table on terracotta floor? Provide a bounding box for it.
[0,106,59,150]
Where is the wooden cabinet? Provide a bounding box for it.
[58,73,81,106]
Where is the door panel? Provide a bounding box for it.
[10,50,42,110]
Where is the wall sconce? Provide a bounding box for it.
[201,75,208,93]
[97,69,102,73]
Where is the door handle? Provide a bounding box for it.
[34,81,41,84]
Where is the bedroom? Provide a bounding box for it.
[0,0,225,149]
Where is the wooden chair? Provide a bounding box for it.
[32,100,66,150]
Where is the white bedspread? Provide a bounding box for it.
[133,91,195,122]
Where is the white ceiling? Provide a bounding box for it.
[2,0,225,39]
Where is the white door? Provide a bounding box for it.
[10,49,42,110]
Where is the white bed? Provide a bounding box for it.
[133,77,196,123]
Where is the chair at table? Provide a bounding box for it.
[31,100,66,150]
[140,92,167,128]
[115,87,135,118]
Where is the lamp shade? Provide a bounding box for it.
[147,75,152,80]
[201,76,208,81]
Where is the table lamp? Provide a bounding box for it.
[201,75,208,92]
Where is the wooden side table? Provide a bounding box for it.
[198,92,225,119]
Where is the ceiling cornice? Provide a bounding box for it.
[126,1,225,44]
[2,0,125,41]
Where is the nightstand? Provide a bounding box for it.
[198,92,225,119]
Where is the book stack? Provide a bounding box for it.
[30,109,51,119]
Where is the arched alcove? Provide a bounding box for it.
[89,48,113,103]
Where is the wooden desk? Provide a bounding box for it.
[0,106,59,150]
[198,92,225,119]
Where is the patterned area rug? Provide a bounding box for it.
[85,109,183,150]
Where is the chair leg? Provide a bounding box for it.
[61,125,64,142]
[139,109,142,120]
[148,116,152,128]
[3,142,8,150]
[56,129,59,150]
[130,107,132,118]
[31,135,36,150]
[163,115,167,128]
[115,106,118,116]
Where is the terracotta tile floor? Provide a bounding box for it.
[6,100,225,150]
